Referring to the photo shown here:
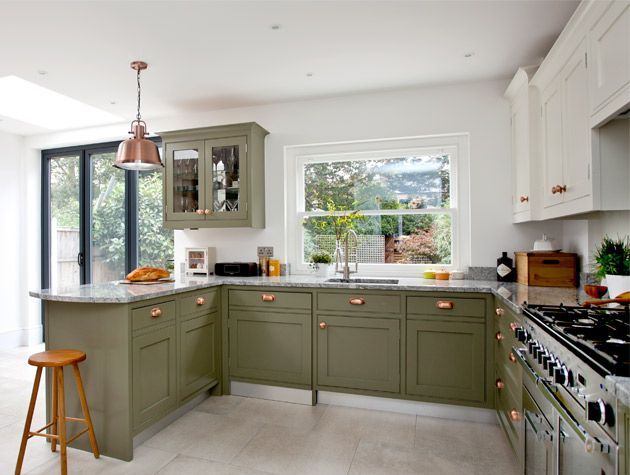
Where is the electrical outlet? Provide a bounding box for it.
[257,246,274,258]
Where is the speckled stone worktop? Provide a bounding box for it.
[32,275,630,405]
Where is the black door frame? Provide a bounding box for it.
[41,138,160,290]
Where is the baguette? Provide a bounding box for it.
[126,267,170,282]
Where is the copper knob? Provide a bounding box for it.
[519,195,529,203]
[495,332,504,341]
[436,300,454,310]
[349,298,365,305]
[559,185,567,193]
[509,352,517,363]
[150,307,162,318]
[551,186,560,194]
[261,294,275,302]
[510,409,522,422]
[204,209,211,215]
[319,322,327,330]
[196,209,204,215]
[495,308,505,317]
[196,297,205,306]
[495,379,505,390]
[509,322,518,332]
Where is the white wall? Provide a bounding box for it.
[25,79,563,274]
[0,131,41,349]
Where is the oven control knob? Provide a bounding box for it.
[528,341,538,354]
[586,399,614,426]
[554,365,574,387]
[541,353,552,369]
[547,360,558,377]
[536,347,547,364]
[515,328,528,343]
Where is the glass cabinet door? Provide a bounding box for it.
[165,141,205,221]
[205,136,247,220]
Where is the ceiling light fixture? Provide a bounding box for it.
[114,61,162,171]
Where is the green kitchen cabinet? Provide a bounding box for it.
[316,315,400,393]
[228,310,311,386]
[132,324,178,431]
[406,318,485,403]
[161,122,269,229]
[179,312,219,402]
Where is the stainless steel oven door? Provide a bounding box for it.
[556,413,617,475]
[523,386,554,475]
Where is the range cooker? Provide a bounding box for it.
[514,303,629,475]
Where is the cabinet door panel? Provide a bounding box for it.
[132,325,177,429]
[541,81,564,209]
[229,310,311,385]
[317,316,400,393]
[512,92,530,214]
[179,313,218,401]
[165,141,206,221]
[562,39,591,202]
[407,320,485,402]
[589,1,630,114]
[205,136,248,221]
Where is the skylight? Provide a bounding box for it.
[0,75,121,130]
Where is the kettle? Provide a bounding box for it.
[533,234,555,252]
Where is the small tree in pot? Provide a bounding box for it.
[593,235,630,298]
[309,251,334,277]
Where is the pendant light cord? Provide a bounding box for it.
[136,68,142,121]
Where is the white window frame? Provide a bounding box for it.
[285,133,470,276]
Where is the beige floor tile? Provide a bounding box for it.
[0,421,59,474]
[100,446,178,475]
[197,395,326,433]
[158,455,271,475]
[142,410,263,463]
[314,405,416,448]
[233,423,359,475]
[349,439,470,475]
[24,445,120,474]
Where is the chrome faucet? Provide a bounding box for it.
[336,229,359,280]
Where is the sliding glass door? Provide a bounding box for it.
[42,141,173,288]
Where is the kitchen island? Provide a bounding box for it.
[31,275,591,462]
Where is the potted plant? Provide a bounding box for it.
[593,235,630,298]
[309,251,334,277]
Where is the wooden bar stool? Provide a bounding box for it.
[15,349,99,475]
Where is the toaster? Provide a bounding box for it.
[215,262,258,277]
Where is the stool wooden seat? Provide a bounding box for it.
[15,349,99,475]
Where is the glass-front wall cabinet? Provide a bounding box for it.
[162,123,268,229]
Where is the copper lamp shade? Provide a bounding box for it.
[113,61,163,171]
[114,121,162,170]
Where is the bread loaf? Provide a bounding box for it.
[126,267,170,282]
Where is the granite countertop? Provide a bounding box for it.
[30,274,584,312]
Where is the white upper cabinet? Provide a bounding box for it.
[588,0,630,126]
[505,67,538,222]
[541,78,565,210]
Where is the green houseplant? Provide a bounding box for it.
[309,250,334,277]
[593,235,630,298]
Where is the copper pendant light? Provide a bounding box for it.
[113,61,163,170]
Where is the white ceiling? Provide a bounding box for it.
[0,0,578,136]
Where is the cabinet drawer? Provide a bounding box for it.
[496,373,522,454]
[407,296,485,319]
[132,300,176,331]
[229,289,311,310]
[495,339,522,387]
[317,292,401,315]
[180,289,218,316]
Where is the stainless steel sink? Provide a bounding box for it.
[324,278,399,284]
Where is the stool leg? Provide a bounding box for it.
[57,367,67,475]
[71,363,99,458]
[51,368,58,452]
[15,366,42,475]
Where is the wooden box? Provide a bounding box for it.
[515,252,577,288]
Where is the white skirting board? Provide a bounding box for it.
[230,381,497,425]
[0,325,43,350]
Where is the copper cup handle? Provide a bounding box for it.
[551,185,560,194]
[436,301,454,310]
[204,209,211,215]
[495,332,504,341]
[196,209,204,215]
[495,379,505,390]
[510,409,522,422]
[559,185,567,193]
[509,352,517,363]
[262,294,275,302]
[150,307,162,318]
[495,308,505,317]
[319,322,327,330]
[196,297,205,306]
[349,298,365,305]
